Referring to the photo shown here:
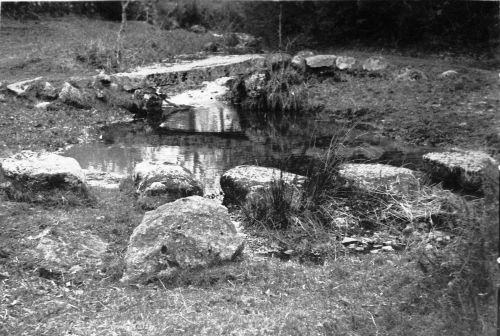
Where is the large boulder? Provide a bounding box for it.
[133,161,203,209]
[220,165,306,205]
[362,56,389,72]
[0,151,87,195]
[422,151,498,192]
[121,196,244,283]
[338,163,421,195]
[305,55,337,69]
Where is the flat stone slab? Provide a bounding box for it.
[423,150,498,192]
[220,165,306,205]
[338,163,421,195]
[111,54,265,90]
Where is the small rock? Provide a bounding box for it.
[395,67,427,81]
[59,82,90,108]
[362,56,389,72]
[35,102,51,110]
[7,77,43,96]
[190,25,207,34]
[305,55,337,69]
[341,237,361,245]
[291,50,315,71]
[0,94,7,102]
[40,82,58,99]
[381,246,394,252]
[243,72,268,99]
[335,56,356,70]
[438,70,458,78]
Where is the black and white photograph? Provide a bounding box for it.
[0,0,499,334]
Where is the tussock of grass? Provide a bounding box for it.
[233,59,313,121]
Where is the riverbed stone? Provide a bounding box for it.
[362,56,389,72]
[338,163,421,195]
[121,196,244,283]
[422,150,498,192]
[133,161,203,209]
[0,151,87,195]
[220,165,306,205]
[305,55,337,69]
[335,56,357,70]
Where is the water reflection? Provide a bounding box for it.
[63,137,273,194]
[159,78,242,133]
[160,102,242,133]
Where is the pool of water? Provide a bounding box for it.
[63,79,433,193]
[64,125,276,194]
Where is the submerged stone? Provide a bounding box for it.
[121,196,244,283]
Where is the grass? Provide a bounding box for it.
[0,16,218,81]
[239,131,498,334]
[0,14,498,336]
